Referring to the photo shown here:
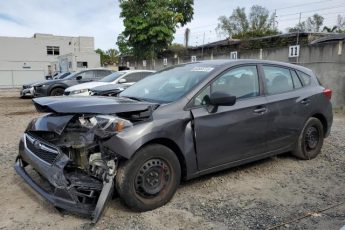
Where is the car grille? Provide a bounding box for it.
[63,91,70,96]
[22,85,30,89]
[25,134,60,165]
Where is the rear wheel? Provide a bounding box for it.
[50,87,64,96]
[292,117,324,160]
[115,144,181,211]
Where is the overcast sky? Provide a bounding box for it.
[0,0,344,50]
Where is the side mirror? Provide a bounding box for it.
[119,78,127,84]
[209,91,236,106]
[76,75,82,80]
[207,91,236,113]
[45,75,52,80]
[118,78,127,83]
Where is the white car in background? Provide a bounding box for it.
[64,70,155,96]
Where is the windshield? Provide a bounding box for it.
[99,72,125,82]
[65,72,79,79]
[120,63,215,103]
[58,72,71,79]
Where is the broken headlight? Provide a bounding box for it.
[79,115,133,137]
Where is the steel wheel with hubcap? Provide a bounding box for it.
[116,144,181,211]
[292,117,324,160]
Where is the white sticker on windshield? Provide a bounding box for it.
[191,67,214,72]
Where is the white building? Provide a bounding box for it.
[0,33,100,87]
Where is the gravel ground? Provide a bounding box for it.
[0,90,344,230]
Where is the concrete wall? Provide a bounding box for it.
[0,70,45,88]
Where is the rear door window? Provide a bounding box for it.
[123,73,144,83]
[77,71,94,80]
[96,70,111,79]
[262,66,293,94]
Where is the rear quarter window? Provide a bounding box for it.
[296,70,312,86]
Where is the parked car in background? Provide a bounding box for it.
[34,69,113,97]
[52,72,74,79]
[89,83,129,96]
[15,60,332,223]
[20,72,73,98]
[64,70,155,96]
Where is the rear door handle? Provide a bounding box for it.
[253,107,267,114]
[300,98,311,105]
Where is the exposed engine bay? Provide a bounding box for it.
[16,99,156,223]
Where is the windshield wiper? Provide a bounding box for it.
[122,96,144,101]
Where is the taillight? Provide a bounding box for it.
[323,88,332,100]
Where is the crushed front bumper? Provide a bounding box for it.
[14,133,114,223]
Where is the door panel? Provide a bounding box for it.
[192,97,268,170]
[265,93,302,151]
[190,65,268,170]
[262,65,308,152]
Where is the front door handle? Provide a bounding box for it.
[253,107,267,114]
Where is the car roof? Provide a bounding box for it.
[118,70,156,73]
[191,59,313,75]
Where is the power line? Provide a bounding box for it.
[277,4,345,17]
[278,10,345,22]
[275,0,332,11]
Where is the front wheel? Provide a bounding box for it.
[115,144,181,211]
[292,117,324,160]
[50,87,65,96]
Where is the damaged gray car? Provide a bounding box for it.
[15,60,333,223]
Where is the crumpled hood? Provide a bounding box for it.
[32,96,158,114]
[65,82,108,92]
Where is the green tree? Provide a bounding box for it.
[288,22,307,33]
[105,49,119,65]
[288,14,324,33]
[95,48,119,66]
[118,0,194,59]
[116,33,132,56]
[95,49,107,66]
[216,5,278,39]
[336,14,345,32]
[322,26,338,33]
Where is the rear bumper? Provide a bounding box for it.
[15,134,106,221]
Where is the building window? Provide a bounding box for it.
[47,46,60,55]
[77,62,88,68]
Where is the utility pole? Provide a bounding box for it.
[201,32,205,59]
[296,12,302,63]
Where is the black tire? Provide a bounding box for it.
[116,144,181,211]
[292,117,324,160]
[50,87,65,96]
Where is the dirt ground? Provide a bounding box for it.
[0,90,344,230]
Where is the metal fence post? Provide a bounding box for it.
[11,70,14,88]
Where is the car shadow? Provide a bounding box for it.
[180,152,295,188]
